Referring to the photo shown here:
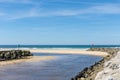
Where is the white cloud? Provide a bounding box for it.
[6,9,39,20]
[55,4,120,16]
[0,0,36,4]
[0,12,5,16]
[1,4,120,20]
[48,0,103,5]
[89,4,120,14]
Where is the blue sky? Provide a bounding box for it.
[0,0,120,45]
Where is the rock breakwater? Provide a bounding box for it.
[71,48,120,80]
[95,51,120,80]
[0,50,33,61]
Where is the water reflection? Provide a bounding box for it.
[0,53,102,80]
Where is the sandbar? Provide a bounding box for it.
[30,49,108,57]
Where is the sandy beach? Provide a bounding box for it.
[0,56,55,66]
[29,49,108,57]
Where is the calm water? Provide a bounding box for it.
[0,53,102,80]
[0,45,111,80]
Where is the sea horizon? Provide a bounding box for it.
[0,45,120,49]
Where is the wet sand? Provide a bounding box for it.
[0,56,55,66]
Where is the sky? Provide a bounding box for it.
[0,0,120,45]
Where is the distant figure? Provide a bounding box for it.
[91,43,94,48]
[17,44,20,50]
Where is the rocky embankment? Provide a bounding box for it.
[0,50,33,61]
[71,48,120,80]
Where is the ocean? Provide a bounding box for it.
[0,45,119,49]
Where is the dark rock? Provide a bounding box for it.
[0,50,33,61]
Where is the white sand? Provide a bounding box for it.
[30,49,108,57]
[95,52,120,80]
[0,56,55,66]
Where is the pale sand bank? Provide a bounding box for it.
[0,56,55,66]
[30,49,108,57]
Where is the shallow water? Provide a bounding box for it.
[0,53,102,80]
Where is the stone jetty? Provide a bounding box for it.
[71,48,120,80]
[0,50,33,61]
